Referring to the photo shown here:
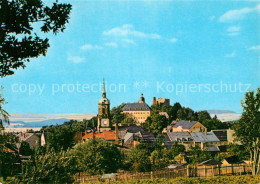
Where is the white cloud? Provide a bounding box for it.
[103,24,161,39]
[80,44,103,51]
[225,51,236,58]
[227,26,240,36]
[68,56,85,63]
[104,42,118,47]
[122,39,136,45]
[248,45,260,51]
[219,4,259,22]
[170,38,178,43]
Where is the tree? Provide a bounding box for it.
[0,134,20,181]
[150,114,168,133]
[197,111,211,123]
[20,148,77,183]
[170,102,182,121]
[187,146,211,165]
[168,142,185,160]
[111,103,125,124]
[0,0,72,77]
[69,139,122,175]
[43,124,75,151]
[202,115,228,131]
[154,134,165,151]
[19,141,33,156]
[150,148,169,171]
[233,88,260,175]
[126,145,151,172]
[176,107,197,121]
[0,87,9,130]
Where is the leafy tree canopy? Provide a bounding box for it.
[0,0,72,77]
[233,88,260,175]
[69,139,122,175]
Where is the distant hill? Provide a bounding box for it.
[5,118,70,128]
[4,113,95,128]
[207,110,241,122]
[207,110,236,114]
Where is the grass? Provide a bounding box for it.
[81,175,260,184]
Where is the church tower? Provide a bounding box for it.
[97,79,111,132]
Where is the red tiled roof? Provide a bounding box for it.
[82,131,116,141]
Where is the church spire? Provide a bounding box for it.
[102,78,106,98]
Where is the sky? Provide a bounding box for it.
[1,0,259,114]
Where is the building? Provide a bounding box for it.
[166,131,220,151]
[169,120,207,133]
[82,131,116,143]
[122,94,151,123]
[17,133,40,149]
[152,97,170,106]
[222,155,244,166]
[97,79,111,132]
[211,129,240,145]
[119,125,155,148]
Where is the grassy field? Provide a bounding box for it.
[82,175,260,184]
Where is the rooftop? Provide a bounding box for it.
[173,120,198,129]
[122,103,151,111]
[82,131,116,141]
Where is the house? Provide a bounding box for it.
[222,155,244,166]
[152,97,170,106]
[198,159,222,166]
[211,129,240,145]
[122,94,151,123]
[167,132,194,150]
[190,132,220,151]
[166,131,220,151]
[169,120,207,133]
[82,130,116,143]
[17,133,40,149]
[119,125,155,147]
[167,163,187,169]
[211,130,228,145]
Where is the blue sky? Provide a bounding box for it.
[1,0,259,114]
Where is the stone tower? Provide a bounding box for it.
[97,79,111,132]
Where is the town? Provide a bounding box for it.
[0,80,259,183]
[0,0,259,183]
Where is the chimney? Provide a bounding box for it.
[115,123,119,144]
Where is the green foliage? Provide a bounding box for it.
[19,141,33,156]
[126,146,151,172]
[150,148,169,171]
[0,134,20,181]
[111,103,125,124]
[82,175,260,184]
[150,114,168,133]
[69,139,122,175]
[202,115,229,131]
[0,87,9,129]
[122,117,137,124]
[197,110,211,123]
[20,148,77,184]
[226,144,250,161]
[177,107,197,121]
[187,146,212,165]
[233,88,260,175]
[154,134,165,151]
[43,124,75,151]
[168,143,185,160]
[0,0,72,77]
[41,117,98,151]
